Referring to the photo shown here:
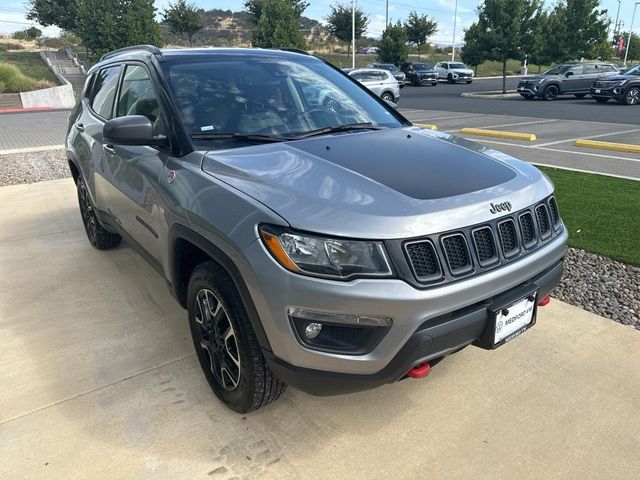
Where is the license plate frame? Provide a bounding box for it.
[486,291,538,349]
[595,89,601,94]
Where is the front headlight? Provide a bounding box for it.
[259,225,393,280]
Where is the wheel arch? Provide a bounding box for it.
[168,224,272,351]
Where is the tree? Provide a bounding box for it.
[76,0,163,59]
[403,11,437,59]
[251,0,306,49]
[378,21,408,66]
[245,0,309,21]
[326,3,369,56]
[463,0,541,93]
[27,0,78,32]
[163,0,204,46]
[461,23,486,72]
[622,32,640,62]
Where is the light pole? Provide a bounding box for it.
[451,0,458,61]
[352,0,356,68]
[623,2,639,67]
[614,0,622,38]
[385,0,388,27]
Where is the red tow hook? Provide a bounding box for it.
[407,362,431,379]
[538,295,551,307]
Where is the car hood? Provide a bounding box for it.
[597,74,634,81]
[201,128,553,239]
[415,69,436,74]
[451,68,474,74]
[521,75,554,82]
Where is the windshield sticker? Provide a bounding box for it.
[200,125,214,131]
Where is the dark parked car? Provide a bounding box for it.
[66,46,566,412]
[517,63,619,100]
[400,62,438,86]
[591,64,640,105]
[366,62,406,87]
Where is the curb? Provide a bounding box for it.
[460,128,537,142]
[575,139,640,154]
[461,91,520,98]
[472,75,525,80]
[0,107,64,114]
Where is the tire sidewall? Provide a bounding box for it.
[544,85,558,100]
[625,87,640,105]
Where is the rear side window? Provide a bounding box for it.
[89,65,122,120]
[583,65,600,74]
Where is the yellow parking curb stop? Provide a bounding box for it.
[575,139,640,154]
[415,123,438,130]
[460,128,537,142]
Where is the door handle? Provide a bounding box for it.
[76,123,84,132]
[103,144,116,154]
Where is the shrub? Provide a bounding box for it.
[0,42,25,51]
[0,62,38,93]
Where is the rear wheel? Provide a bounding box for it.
[543,85,559,101]
[447,74,454,84]
[76,175,121,250]
[187,261,286,412]
[381,92,394,102]
[593,96,609,104]
[574,93,587,98]
[624,87,640,105]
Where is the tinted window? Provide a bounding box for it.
[450,63,466,69]
[162,55,403,141]
[413,63,431,70]
[117,64,165,135]
[90,65,122,120]
[583,65,600,74]
[350,71,364,80]
[566,65,584,76]
[625,65,640,76]
[599,65,614,73]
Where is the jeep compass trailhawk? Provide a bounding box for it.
[67,46,567,412]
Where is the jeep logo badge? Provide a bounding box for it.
[489,201,512,214]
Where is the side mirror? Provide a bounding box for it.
[103,115,165,146]
[565,71,574,77]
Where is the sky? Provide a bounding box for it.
[1,0,638,44]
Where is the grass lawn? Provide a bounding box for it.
[0,51,60,85]
[539,166,640,266]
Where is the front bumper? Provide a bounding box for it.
[241,227,567,379]
[265,258,563,395]
[590,87,624,101]
[517,84,542,96]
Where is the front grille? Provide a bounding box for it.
[593,80,619,88]
[472,227,498,266]
[536,204,551,237]
[405,240,441,281]
[519,212,537,248]
[548,197,560,227]
[498,219,519,257]
[400,195,563,286]
[442,234,472,275]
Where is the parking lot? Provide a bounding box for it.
[1,178,639,480]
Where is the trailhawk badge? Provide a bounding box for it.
[489,201,512,214]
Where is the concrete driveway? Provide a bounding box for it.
[1,178,639,480]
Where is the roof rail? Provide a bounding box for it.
[273,48,310,55]
[100,45,162,62]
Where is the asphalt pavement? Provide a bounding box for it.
[400,77,640,125]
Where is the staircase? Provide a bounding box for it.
[0,93,22,110]
[41,48,87,98]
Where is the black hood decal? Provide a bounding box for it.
[290,129,517,200]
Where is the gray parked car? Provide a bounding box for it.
[366,62,406,87]
[434,61,475,83]
[348,68,400,103]
[66,46,567,412]
[517,63,619,100]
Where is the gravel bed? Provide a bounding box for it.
[554,248,640,330]
[0,148,70,187]
[1,151,638,329]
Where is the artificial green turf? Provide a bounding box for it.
[0,51,60,85]
[539,166,640,266]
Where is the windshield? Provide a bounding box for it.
[161,55,403,143]
[379,64,398,71]
[622,65,639,76]
[413,63,432,70]
[543,65,569,75]
[449,63,466,69]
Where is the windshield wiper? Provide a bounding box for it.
[291,123,385,139]
[191,133,291,143]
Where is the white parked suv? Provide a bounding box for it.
[348,68,401,103]
[434,61,475,84]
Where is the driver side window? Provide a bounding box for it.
[116,64,166,135]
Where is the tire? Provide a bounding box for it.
[574,93,587,98]
[593,96,609,104]
[543,85,559,101]
[412,79,421,87]
[431,81,438,87]
[623,87,640,105]
[381,92,394,102]
[76,175,121,250]
[520,94,534,100]
[187,261,286,413]
[447,74,454,84]
[466,80,473,84]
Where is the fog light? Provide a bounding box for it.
[304,322,322,339]
[613,87,622,95]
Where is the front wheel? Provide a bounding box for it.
[187,261,286,412]
[447,74,454,84]
[624,87,640,105]
[381,92,394,102]
[543,85,559,101]
[466,80,473,84]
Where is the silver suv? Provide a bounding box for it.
[66,46,567,412]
